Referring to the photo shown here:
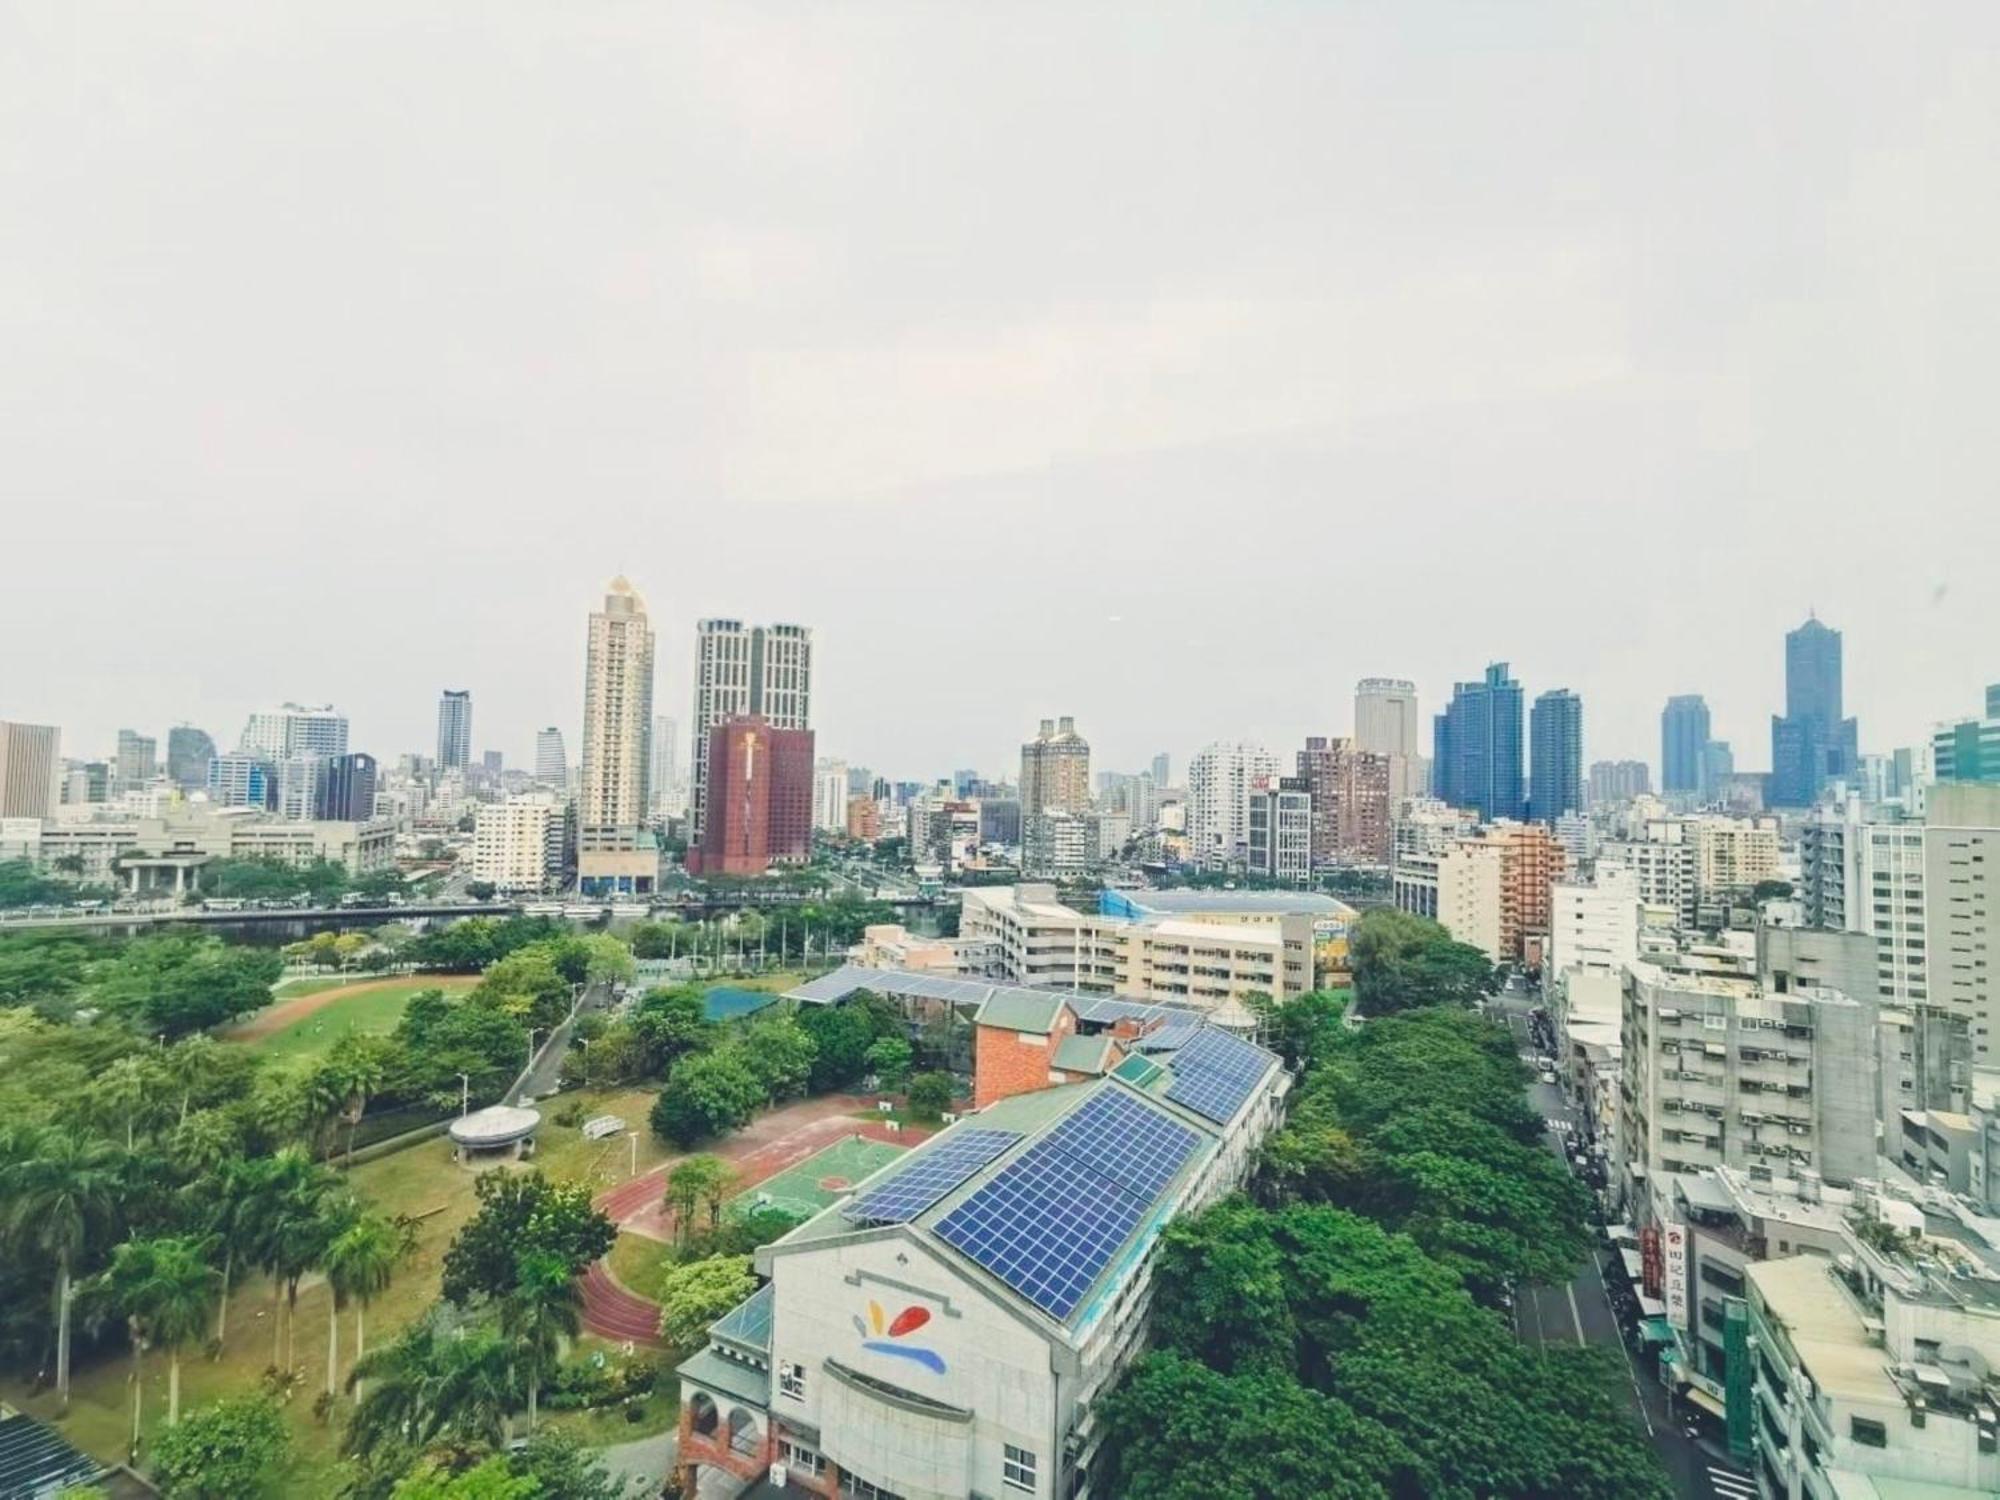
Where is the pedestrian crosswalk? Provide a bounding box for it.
[1707,1463,1755,1500]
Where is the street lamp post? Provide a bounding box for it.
[526,1028,543,1077]
[455,1072,470,1118]
[580,1036,592,1087]
[628,1131,638,1178]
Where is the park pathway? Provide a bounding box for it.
[578,1094,927,1346]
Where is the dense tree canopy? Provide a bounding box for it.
[1348,909,1497,1015]
[440,1173,614,1307]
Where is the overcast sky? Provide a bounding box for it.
[4,4,1997,783]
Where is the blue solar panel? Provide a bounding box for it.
[1136,1020,1199,1053]
[841,1128,1022,1226]
[933,1139,1150,1320]
[1043,1089,1200,1201]
[1163,1028,1270,1124]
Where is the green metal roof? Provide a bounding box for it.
[676,1346,771,1409]
[1053,1035,1114,1074]
[975,989,1070,1034]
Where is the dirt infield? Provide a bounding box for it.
[225,973,476,1042]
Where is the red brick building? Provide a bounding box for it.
[686,715,815,876]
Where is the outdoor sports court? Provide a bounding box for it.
[734,1134,907,1218]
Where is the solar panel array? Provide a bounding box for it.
[933,1091,1201,1321]
[1042,1089,1200,1199]
[1135,1020,1200,1054]
[842,1128,1022,1226]
[1162,1027,1272,1124]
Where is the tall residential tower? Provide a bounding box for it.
[436,690,473,771]
[1433,663,1523,823]
[690,620,812,844]
[577,578,658,895]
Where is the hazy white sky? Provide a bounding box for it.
[4,3,1997,781]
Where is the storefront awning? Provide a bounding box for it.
[1637,1295,1666,1318]
[1638,1317,1676,1347]
[1685,1385,1727,1420]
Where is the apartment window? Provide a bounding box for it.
[779,1361,806,1400]
[1003,1444,1039,1493]
[1850,1416,1888,1448]
[780,1440,827,1476]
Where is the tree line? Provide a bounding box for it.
[1094,979,1669,1498]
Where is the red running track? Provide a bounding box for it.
[578,1095,933,1346]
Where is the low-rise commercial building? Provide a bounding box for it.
[675,1018,1288,1500]
[958,884,1334,1009]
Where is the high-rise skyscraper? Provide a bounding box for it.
[436,690,472,771]
[652,715,679,809]
[1150,752,1172,790]
[1020,717,1091,822]
[1587,759,1651,804]
[534,728,567,786]
[1297,735,1391,865]
[1770,615,1858,807]
[238,703,348,761]
[690,620,812,844]
[317,752,378,822]
[0,721,61,819]
[1355,677,1423,800]
[166,725,216,790]
[578,578,658,895]
[1661,694,1711,795]
[114,729,157,786]
[1931,684,2000,785]
[1528,689,1583,824]
[686,715,816,876]
[1432,663,1524,823]
[1187,741,1280,869]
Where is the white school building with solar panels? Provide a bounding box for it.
[672,971,1289,1500]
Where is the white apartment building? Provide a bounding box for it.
[959,884,1323,1009]
[676,1029,1289,1500]
[1246,780,1312,885]
[472,797,563,892]
[534,727,567,786]
[1749,1252,2000,1499]
[813,759,848,834]
[1185,741,1279,870]
[237,703,348,761]
[691,619,812,843]
[1549,864,1641,976]
[1436,840,1504,961]
[1603,823,1698,928]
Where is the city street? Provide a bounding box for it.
[1491,981,1755,1500]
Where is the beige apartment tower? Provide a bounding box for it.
[577,578,656,893]
[1019,716,1091,822]
[0,721,61,820]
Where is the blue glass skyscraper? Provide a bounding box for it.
[1433,662,1524,823]
[1661,694,1711,795]
[1769,615,1857,806]
[1529,689,1583,823]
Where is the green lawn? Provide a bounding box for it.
[607,1230,678,1305]
[230,977,476,1065]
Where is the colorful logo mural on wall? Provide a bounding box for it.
[853,1300,945,1374]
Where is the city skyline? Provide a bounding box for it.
[4,9,1995,780]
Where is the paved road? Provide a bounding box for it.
[1490,983,1755,1500]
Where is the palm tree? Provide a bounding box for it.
[198,1153,270,1346]
[248,1150,337,1370]
[168,1110,240,1178]
[95,1236,219,1457]
[323,1035,390,1166]
[345,1324,517,1456]
[0,1127,123,1411]
[95,1056,156,1151]
[324,1212,404,1400]
[161,1036,225,1128]
[500,1250,581,1432]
